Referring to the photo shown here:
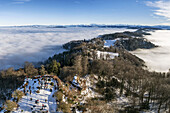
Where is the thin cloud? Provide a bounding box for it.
[12,0,31,4]
[146,0,170,21]
[74,1,81,4]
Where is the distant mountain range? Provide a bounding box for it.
[10,24,170,30]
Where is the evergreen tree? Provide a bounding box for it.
[48,60,61,75]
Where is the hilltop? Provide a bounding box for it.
[0,28,169,113]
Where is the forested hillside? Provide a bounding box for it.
[0,29,169,113]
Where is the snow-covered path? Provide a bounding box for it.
[13,77,57,113]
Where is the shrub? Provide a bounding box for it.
[25,83,28,86]
[54,91,63,102]
[5,100,17,112]
[96,80,105,88]
[77,105,86,111]
[106,78,120,88]
[12,90,24,102]
[36,90,40,93]
[140,101,150,110]
[85,99,116,113]
[37,86,40,90]
[0,106,4,111]
[67,98,74,104]
[105,87,116,101]
[50,89,52,92]
[73,96,77,99]
[58,102,71,113]
[124,106,139,113]
[50,82,54,86]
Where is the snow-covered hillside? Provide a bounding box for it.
[104,39,118,47]
[9,77,57,113]
[96,51,119,60]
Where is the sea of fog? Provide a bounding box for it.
[0,27,135,70]
[131,30,170,73]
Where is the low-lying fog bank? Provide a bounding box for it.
[0,27,135,70]
[131,30,170,72]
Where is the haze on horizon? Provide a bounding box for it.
[0,0,170,26]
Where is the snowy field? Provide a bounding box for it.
[13,77,57,113]
[131,30,170,72]
[104,40,118,47]
[96,50,119,59]
[0,27,135,70]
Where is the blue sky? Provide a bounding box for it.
[0,0,169,26]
